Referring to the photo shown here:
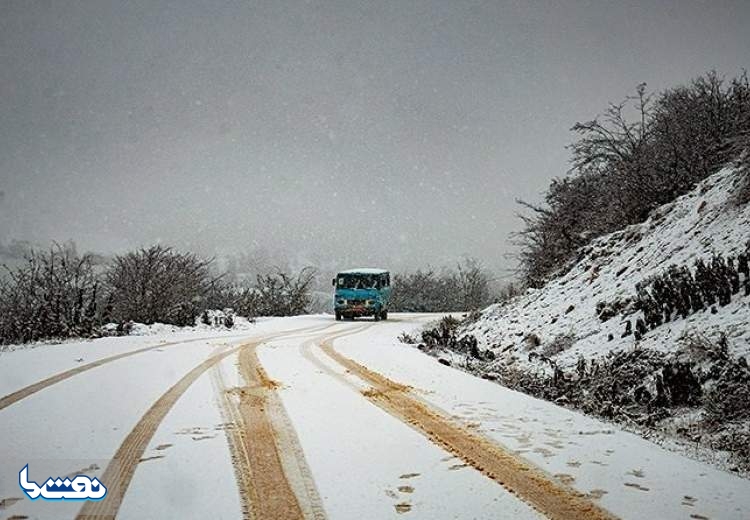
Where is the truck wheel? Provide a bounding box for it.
[374,312,381,322]
[335,312,342,321]
[381,310,388,320]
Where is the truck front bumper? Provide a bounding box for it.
[335,304,381,317]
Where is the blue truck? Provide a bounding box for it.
[332,268,391,321]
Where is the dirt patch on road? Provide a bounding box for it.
[320,339,618,520]
[216,337,328,520]
[228,345,306,520]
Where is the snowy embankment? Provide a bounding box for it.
[466,166,750,368]
[415,166,750,475]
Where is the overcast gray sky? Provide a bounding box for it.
[1,0,748,272]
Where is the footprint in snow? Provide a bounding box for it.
[138,455,165,463]
[682,495,697,507]
[553,473,576,486]
[0,497,23,509]
[532,447,555,458]
[388,475,418,513]
[624,482,650,492]
[586,489,608,500]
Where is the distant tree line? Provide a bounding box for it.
[516,71,750,287]
[206,267,317,318]
[390,258,495,312]
[0,244,317,345]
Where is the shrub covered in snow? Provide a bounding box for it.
[0,244,101,344]
[199,309,236,329]
[103,245,217,327]
[234,267,317,317]
[618,246,750,339]
[411,315,491,362]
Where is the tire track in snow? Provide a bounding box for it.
[75,342,244,520]
[298,323,374,389]
[211,357,257,520]
[74,323,335,520]
[0,333,257,412]
[316,335,619,520]
[213,326,352,520]
[0,324,335,412]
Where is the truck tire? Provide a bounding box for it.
[335,312,342,321]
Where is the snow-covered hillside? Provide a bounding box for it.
[465,166,750,369]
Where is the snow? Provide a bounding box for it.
[333,319,750,520]
[1,312,748,519]
[337,268,389,275]
[0,316,328,520]
[117,355,244,520]
[0,315,326,398]
[464,166,750,369]
[258,321,543,520]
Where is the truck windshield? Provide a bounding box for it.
[337,274,378,289]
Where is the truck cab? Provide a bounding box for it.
[332,268,391,321]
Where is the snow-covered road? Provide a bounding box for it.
[1,314,748,519]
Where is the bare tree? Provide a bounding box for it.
[453,258,492,311]
[569,82,657,223]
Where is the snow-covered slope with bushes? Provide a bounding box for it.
[465,166,750,368]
